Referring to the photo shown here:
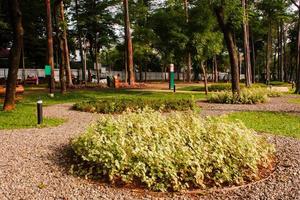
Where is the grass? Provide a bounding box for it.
[224,111,300,139]
[288,97,300,104]
[0,104,64,129]
[0,88,206,130]
[179,82,292,92]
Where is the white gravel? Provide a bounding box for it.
[0,99,299,199]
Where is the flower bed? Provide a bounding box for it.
[71,109,275,191]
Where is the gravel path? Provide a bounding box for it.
[0,98,299,199]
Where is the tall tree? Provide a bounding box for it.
[53,0,66,93]
[74,0,85,82]
[59,0,73,87]
[123,0,135,85]
[291,0,300,93]
[242,0,252,87]
[184,0,192,82]
[214,4,241,94]
[3,0,23,111]
[45,0,55,94]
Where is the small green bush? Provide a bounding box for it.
[208,88,270,104]
[180,83,232,92]
[71,109,275,192]
[73,98,197,114]
[267,89,283,97]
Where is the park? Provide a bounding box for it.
[0,0,300,199]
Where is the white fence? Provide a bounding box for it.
[0,68,236,82]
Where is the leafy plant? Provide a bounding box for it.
[208,88,273,104]
[73,98,197,114]
[71,109,275,192]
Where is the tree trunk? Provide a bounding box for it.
[242,0,252,87]
[296,9,300,94]
[266,20,272,84]
[53,2,65,94]
[215,6,240,95]
[276,24,280,80]
[280,21,284,82]
[59,1,73,87]
[45,0,55,93]
[123,0,135,85]
[95,45,100,84]
[59,36,66,93]
[184,0,192,82]
[124,50,128,84]
[200,61,208,95]
[250,28,256,83]
[139,64,142,82]
[144,64,147,82]
[3,0,23,111]
[283,24,288,82]
[213,55,218,82]
[75,0,84,82]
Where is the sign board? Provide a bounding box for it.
[169,64,175,90]
[45,65,51,76]
[170,64,174,72]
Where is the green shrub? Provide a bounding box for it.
[71,109,275,192]
[73,98,197,114]
[180,83,232,92]
[267,90,283,97]
[208,88,271,104]
[209,83,232,91]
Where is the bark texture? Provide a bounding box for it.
[265,21,272,84]
[123,0,135,85]
[215,6,240,94]
[184,0,192,82]
[45,0,55,93]
[200,61,208,95]
[242,0,252,87]
[59,1,73,87]
[3,0,24,111]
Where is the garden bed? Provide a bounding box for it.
[208,88,282,104]
[73,98,197,114]
[70,109,275,192]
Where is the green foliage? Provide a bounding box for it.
[180,83,232,92]
[289,98,300,104]
[73,98,197,114]
[225,111,300,139]
[193,31,223,61]
[267,89,283,97]
[208,88,270,104]
[71,109,275,191]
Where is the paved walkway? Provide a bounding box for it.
[0,97,299,199]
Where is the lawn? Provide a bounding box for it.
[288,97,300,104]
[0,104,64,129]
[0,88,206,130]
[225,111,300,139]
[179,82,292,92]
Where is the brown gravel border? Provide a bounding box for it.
[0,97,299,199]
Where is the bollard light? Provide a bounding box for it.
[37,100,43,125]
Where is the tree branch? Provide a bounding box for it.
[291,0,300,9]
